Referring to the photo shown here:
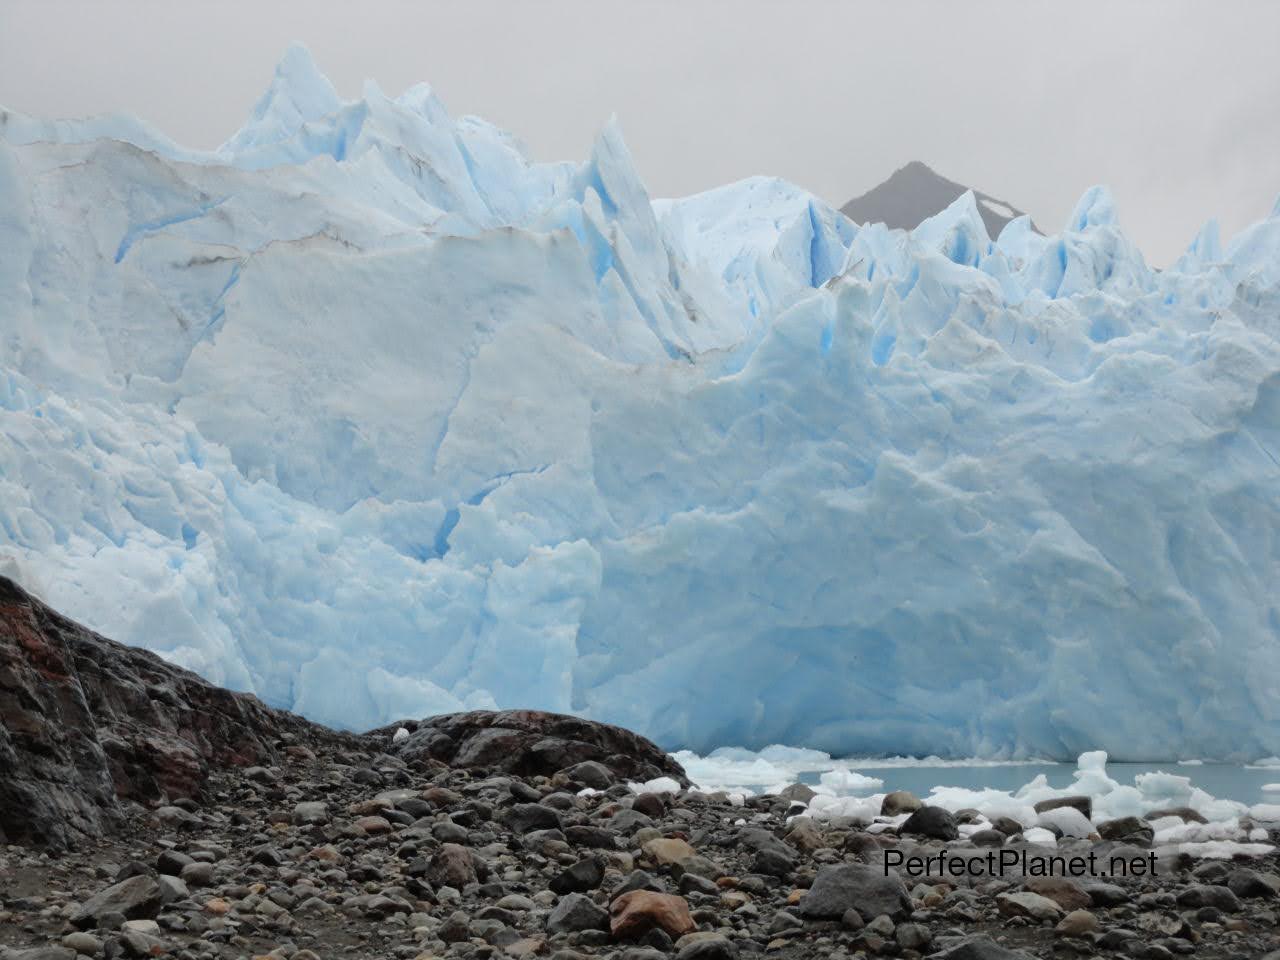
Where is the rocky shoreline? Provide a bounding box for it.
[3,578,1280,959]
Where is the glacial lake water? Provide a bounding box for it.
[789,762,1279,807]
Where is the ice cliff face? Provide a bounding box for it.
[2,47,1279,759]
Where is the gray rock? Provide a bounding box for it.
[549,856,605,894]
[179,861,214,887]
[432,820,469,843]
[609,809,654,833]
[996,891,1063,921]
[1096,816,1154,845]
[563,760,614,789]
[1078,878,1129,906]
[546,892,609,934]
[564,824,619,849]
[292,800,329,825]
[779,782,817,804]
[154,850,193,876]
[900,805,958,841]
[632,793,666,818]
[616,869,665,896]
[1227,866,1280,898]
[70,875,163,930]
[60,933,102,957]
[880,790,921,816]
[798,863,912,921]
[675,936,738,960]
[156,874,188,904]
[120,930,166,958]
[769,911,803,933]
[1176,883,1241,912]
[678,873,720,896]
[990,816,1023,836]
[1191,860,1230,882]
[865,913,895,936]
[931,936,1036,959]
[506,802,563,834]
[784,817,824,852]
[752,847,795,877]
[896,922,932,950]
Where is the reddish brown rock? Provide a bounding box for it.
[427,843,479,889]
[354,815,393,835]
[1024,876,1091,912]
[609,890,696,940]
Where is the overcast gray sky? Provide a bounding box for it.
[2,0,1277,265]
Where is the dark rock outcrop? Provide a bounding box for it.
[380,709,689,786]
[0,575,356,850]
[1,575,688,852]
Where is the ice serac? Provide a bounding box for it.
[2,49,1280,759]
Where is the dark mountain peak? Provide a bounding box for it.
[841,161,1039,238]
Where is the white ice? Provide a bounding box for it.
[2,47,1280,759]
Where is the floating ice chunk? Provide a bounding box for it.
[818,769,885,794]
[1249,803,1280,822]
[1022,827,1058,846]
[1136,771,1194,805]
[629,776,682,796]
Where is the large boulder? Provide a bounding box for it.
[609,890,696,940]
[381,709,688,785]
[900,805,958,841]
[798,863,912,921]
[69,876,163,930]
[546,893,609,934]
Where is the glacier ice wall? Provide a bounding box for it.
[3,47,1280,759]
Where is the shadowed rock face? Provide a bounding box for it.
[378,710,689,786]
[0,575,358,850]
[840,160,1039,237]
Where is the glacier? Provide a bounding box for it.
[2,46,1280,759]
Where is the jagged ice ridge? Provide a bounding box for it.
[3,47,1280,758]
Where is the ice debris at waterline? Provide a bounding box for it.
[663,750,1278,860]
[2,46,1280,758]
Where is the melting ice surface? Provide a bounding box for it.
[3,46,1280,758]
[654,749,1279,860]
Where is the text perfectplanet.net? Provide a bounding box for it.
[884,848,1159,880]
